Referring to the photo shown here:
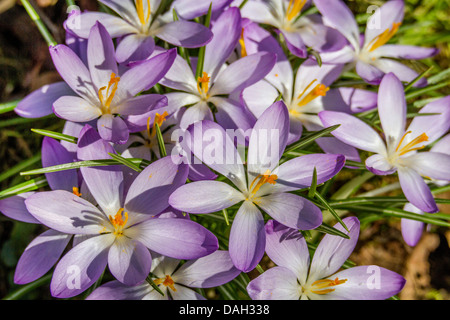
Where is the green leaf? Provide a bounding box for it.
[0,153,42,183]
[154,123,167,158]
[31,128,78,144]
[404,65,433,92]
[0,99,20,114]
[2,273,52,300]
[314,223,350,240]
[0,177,48,200]
[284,124,340,154]
[308,167,317,198]
[145,275,165,297]
[108,153,142,172]
[314,191,349,232]
[194,3,212,80]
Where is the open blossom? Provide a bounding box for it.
[50,21,174,144]
[169,101,345,272]
[319,73,450,213]
[240,0,346,57]
[314,0,438,86]
[24,125,218,298]
[66,0,213,64]
[247,217,406,300]
[87,250,241,300]
[157,7,276,131]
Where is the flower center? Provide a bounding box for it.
[197,71,211,100]
[98,73,120,114]
[136,0,151,26]
[248,169,278,198]
[286,0,307,21]
[146,111,169,140]
[309,277,347,295]
[290,79,329,116]
[366,22,401,52]
[109,208,129,236]
[154,275,177,292]
[395,131,428,156]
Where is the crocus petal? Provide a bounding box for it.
[158,52,198,92]
[356,60,384,85]
[365,154,396,175]
[242,80,279,119]
[87,22,118,93]
[179,100,213,130]
[170,284,206,300]
[406,96,450,145]
[24,190,107,234]
[280,30,307,58]
[174,0,232,20]
[397,167,438,213]
[257,193,322,230]
[401,203,425,247]
[373,58,427,87]
[373,45,438,60]
[364,0,404,46]
[173,250,241,288]
[187,120,247,191]
[319,266,406,300]
[169,180,245,214]
[97,114,130,144]
[53,95,101,122]
[401,152,450,181]
[322,87,378,113]
[87,281,153,300]
[125,156,189,216]
[203,7,242,80]
[210,96,256,131]
[247,266,300,300]
[126,218,218,260]
[319,45,356,64]
[264,220,310,285]
[113,94,167,116]
[313,0,360,50]
[50,234,114,298]
[308,216,360,283]
[378,73,406,147]
[15,82,74,118]
[431,134,450,155]
[229,201,265,272]
[240,1,279,26]
[14,230,72,284]
[0,193,40,224]
[41,137,78,192]
[108,238,152,286]
[49,45,97,103]
[319,111,386,154]
[209,52,276,96]
[98,0,139,23]
[315,137,361,163]
[247,101,289,184]
[77,125,124,214]
[155,21,213,48]
[116,34,155,64]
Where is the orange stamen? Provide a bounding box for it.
[367,22,401,52]
[136,0,151,25]
[72,187,82,197]
[286,0,307,21]
[310,277,347,295]
[396,131,429,156]
[147,111,169,138]
[197,71,211,98]
[249,169,278,195]
[154,275,177,292]
[297,79,329,107]
[239,28,247,57]
[109,208,128,236]
[98,73,120,112]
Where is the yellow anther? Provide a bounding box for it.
[98,72,120,112]
[136,0,151,25]
[147,111,169,138]
[197,72,211,98]
[72,187,82,197]
[297,79,329,107]
[310,277,347,295]
[249,169,278,196]
[154,275,177,292]
[286,0,307,21]
[109,208,128,236]
[395,131,428,156]
[239,28,247,57]
[367,22,401,52]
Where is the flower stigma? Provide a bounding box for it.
[395,131,429,156]
[197,72,211,100]
[109,208,129,237]
[98,72,120,114]
[247,169,278,200]
[154,275,177,292]
[309,277,347,295]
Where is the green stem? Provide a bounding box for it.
[20,0,57,47]
[2,273,52,300]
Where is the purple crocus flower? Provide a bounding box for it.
[240,0,346,57]
[50,21,174,144]
[169,101,345,272]
[86,250,240,300]
[314,0,438,86]
[401,134,450,247]
[319,73,450,213]
[157,7,276,131]
[247,217,406,300]
[66,0,213,64]
[24,125,218,298]
[172,0,233,20]
[240,21,376,161]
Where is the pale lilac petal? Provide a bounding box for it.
[374,58,427,87]
[97,114,130,144]
[186,162,218,182]
[174,0,232,20]
[210,97,256,131]
[125,157,189,216]
[173,250,240,288]
[171,284,206,300]
[257,193,322,230]
[127,218,218,260]
[0,193,40,224]
[356,60,384,85]
[401,203,425,247]
[240,1,279,26]
[15,82,74,118]
[373,45,438,60]
[98,0,139,23]
[281,30,307,58]
[308,217,360,282]
[229,201,265,272]
[169,181,245,214]
[155,21,213,48]
[50,234,114,298]
[321,266,406,300]
[298,15,347,53]
[294,59,343,97]
[365,154,396,175]
[209,52,276,96]
[41,137,78,192]
[264,220,310,284]
[242,81,280,119]
[24,190,107,234]
[247,266,300,300]
[14,230,72,284]
[364,0,404,46]
[108,238,152,286]
[432,134,450,155]
[319,45,356,64]
[114,94,167,116]
[86,281,155,300]
[158,50,198,92]
[179,100,213,130]
[397,167,438,213]
[115,34,155,64]
[315,137,361,163]
[322,87,378,113]
[402,152,450,181]
[319,111,387,154]
[77,125,124,214]
[378,73,406,146]
[53,95,101,122]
